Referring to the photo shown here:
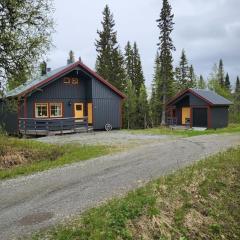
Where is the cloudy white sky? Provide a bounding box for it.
[48,0,240,89]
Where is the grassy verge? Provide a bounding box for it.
[33,147,240,240]
[0,135,115,180]
[127,123,240,137]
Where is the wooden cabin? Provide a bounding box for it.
[0,60,126,135]
[166,88,232,129]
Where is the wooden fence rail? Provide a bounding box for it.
[18,117,88,136]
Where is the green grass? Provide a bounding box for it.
[0,135,115,180]
[126,123,240,137]
[33,146,240,240]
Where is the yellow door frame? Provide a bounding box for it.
[87,103,93,124]
[182,107,190,124]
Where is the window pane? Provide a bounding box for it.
[76,105,82,111]
[50,103,62,117]
[35,104,48,117]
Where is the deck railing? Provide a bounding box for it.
[167,117,177,126]
[18,117,88,135]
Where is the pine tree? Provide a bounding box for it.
[124,42,134,81]
[189,65,197,88]
[236,76,240,93]
[150,52,162,126]
[95,5,126,91]
[123,79,137,129]
[138,84,149,128]
[208,63,232,99]
[157,0,175,125]
[225,73,231,91]
[198,75,206,89]
[175,49,189,90]
[231,76,240,123]
[123,41,148,128]
[218,59,225,87]
[132,42,145,96]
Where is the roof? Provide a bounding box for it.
[167,88,232,106]
[6,61,126,99]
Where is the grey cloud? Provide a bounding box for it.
[48,0,240,90]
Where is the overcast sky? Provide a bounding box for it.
[48,0,240,90]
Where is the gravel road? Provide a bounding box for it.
[0,133,240,239]
[36,130,173,146]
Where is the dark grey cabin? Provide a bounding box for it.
[0,61,125,135]
[166,88,232,129]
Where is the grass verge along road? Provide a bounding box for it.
[0,135,115,180]
[128,123,240,137]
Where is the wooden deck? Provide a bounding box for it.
[19,117,91,136]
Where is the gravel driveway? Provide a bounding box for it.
[36,130,174,146]
[0,133,240,239]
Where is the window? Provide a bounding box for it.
[50,103,62,117]
[72,78,79,85]
[64,77,71,84]
[35,103,48,118]
[76,104,82,111]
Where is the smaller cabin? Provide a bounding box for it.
[0,60,125,135]
[166,88,232,129]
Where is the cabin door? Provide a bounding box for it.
[74,103,84,118]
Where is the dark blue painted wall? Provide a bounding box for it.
[25,67,122,129]
[92,77,122,129]
[211,106,229,128]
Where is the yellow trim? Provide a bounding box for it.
[87,103,93,124]
[74,103,84,118]
[182,107,190,124]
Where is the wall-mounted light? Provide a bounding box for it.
[68,100,72,106]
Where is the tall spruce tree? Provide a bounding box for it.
[225,73,231,91]
[231,76,240,122]
[157,0,175,125]
[175,49,189,90]
[198,75,206,89]
[123,79,137,129]
[138,84,149,128]
[123,41,148,128]
[95,5,125,91]
[236,76,240,93]
[189,65,197,88]
[218,59,225,87]
[150,52,162,126]
[132,42,145,96]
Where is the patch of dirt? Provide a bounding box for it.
[18,212,54,226]
[0,151,28,169]
[0,146,62,169]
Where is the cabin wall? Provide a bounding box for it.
[26,70,91,118]
[211,106,229,128]
[92,78,122,129]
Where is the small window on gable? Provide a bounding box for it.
[72,78,79,85]
[64,77,71,84]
